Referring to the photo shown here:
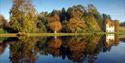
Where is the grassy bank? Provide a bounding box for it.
[0,33,92,37]
[0,33,17,37]
[28,33,92,37]
[96,32,125,35]
[0,32,125,37]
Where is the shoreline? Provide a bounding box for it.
[0,32,125,37]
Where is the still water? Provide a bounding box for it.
[0,34,125,63]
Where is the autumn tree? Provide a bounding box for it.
[9,0,37,33]
[0,15,9,28]
[48,10,62,33]
[47,37,62,49]
[67,5,86,18]
[84,14,101,32]
[66,5,88,33]
[67,18,88,33]
[0,15,9,33]
[114,20,120,32]
[88,4,103,31]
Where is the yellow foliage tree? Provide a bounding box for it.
[9,0,37,33]
[67,18,88,33]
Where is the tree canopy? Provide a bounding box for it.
[9,0,37,33]
[0,0,122,33]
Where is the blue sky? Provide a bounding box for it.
[0,0,125,22]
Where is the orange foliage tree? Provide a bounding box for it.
[48,14,62,33]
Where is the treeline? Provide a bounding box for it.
[0,0,122,33]
[120,22,125,26]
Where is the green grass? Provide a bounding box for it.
[0,33,17,37]
[0,32,125,37]
[28,33,92,37]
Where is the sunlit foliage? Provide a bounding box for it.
[9,0,37,32]
[48,12,62,33]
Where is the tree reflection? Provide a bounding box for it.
[61,36,88,62]
[9,37,39,63]
[36,35,103,63]
[0,42,7,55]
[37,37,62,57]
[5,34,123,63]
[0,38,8,55]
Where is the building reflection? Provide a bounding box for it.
[103,34,120,52]
[105,34,115,48]
[106,34,120,45]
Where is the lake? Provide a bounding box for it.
[0,34,125,63]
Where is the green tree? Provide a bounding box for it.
[37,12,48,32]
[102,14,111,20]
[88,4,103,31]
[60,8,67,23]
[0,15,8,33]
[9,0,37,33]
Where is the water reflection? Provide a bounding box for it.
[0,34,125,63]
[0,42,7,55]
[103,34,120,52]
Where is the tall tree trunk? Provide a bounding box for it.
[54,31,57,38]
[54,31,57,33]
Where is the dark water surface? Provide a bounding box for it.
[0,34,125,63]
